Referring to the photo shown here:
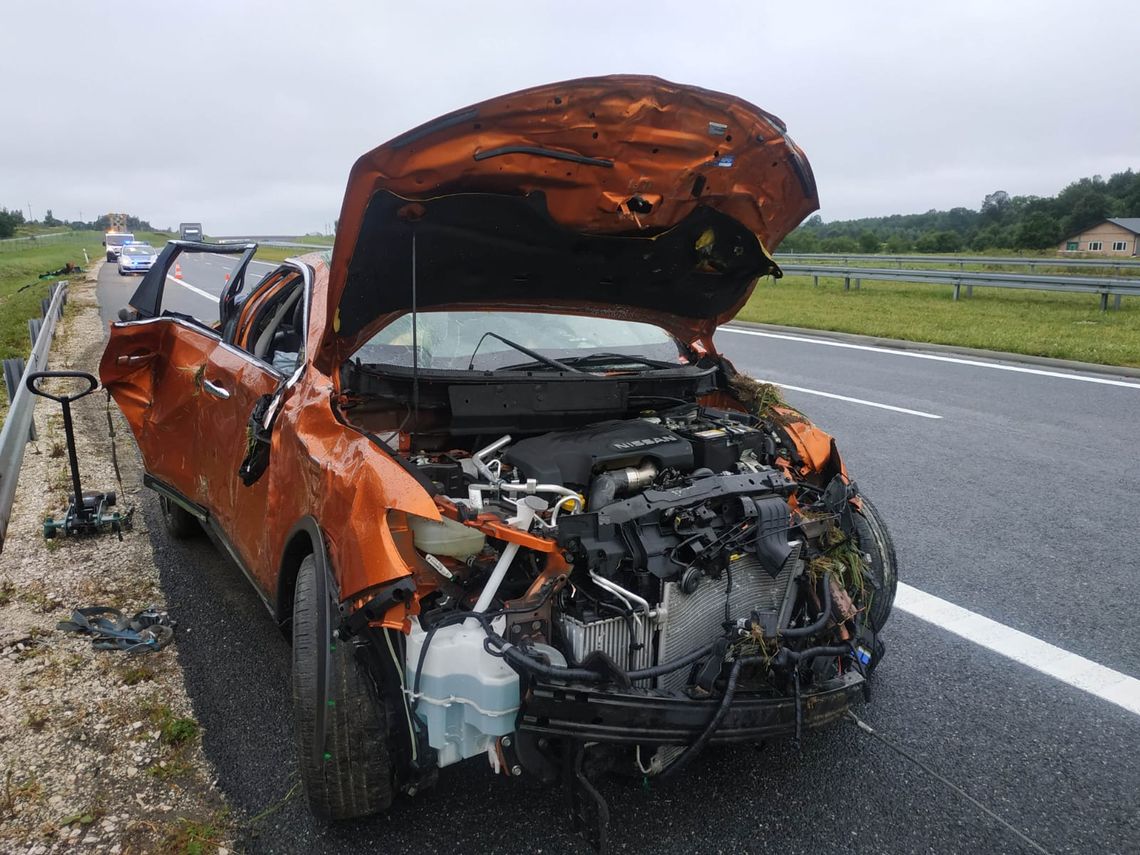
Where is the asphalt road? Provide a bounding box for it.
[97,250,278,326]
[96,259,1140,854]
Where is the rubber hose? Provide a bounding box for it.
[779,571,834,638]
[773,644,851,667]
[657,655,763,782]
[495,635,720,684]
[587,472,619,511]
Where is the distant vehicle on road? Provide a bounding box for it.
[179,222,203,241]
[103,232,135,261]
[118,243,157,276]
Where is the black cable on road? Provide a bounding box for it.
[846,712,1053,855]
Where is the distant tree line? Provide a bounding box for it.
[0,207,25,238]
[779,169,1140,254]
[0,208,165,239]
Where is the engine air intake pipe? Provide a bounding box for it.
[588,463,657,510]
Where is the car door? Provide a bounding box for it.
[191,264,308,587]
[100,240,259,514]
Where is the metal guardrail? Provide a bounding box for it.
[212,235,333,250]
[776,252,1140,273]
[0,280,68,551]
[779,264,1140,310]
[0,231,70,243]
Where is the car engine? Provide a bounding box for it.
[400,403,889,774]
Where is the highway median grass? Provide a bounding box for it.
[252,244,328,264]
[737,274,1140,368]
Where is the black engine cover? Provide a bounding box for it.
[503,419,693,489]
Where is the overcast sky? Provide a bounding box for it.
[2,0,1136,234]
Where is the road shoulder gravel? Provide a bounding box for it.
[0,266,235,854]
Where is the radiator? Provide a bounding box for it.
[557,546,802,693]
[656,545,802,692]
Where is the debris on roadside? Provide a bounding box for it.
[57,606,175,653]
[37,262,85,279]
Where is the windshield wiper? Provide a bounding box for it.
[467,331,585,374]
[500,352,683,372]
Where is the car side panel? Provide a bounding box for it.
[192,344,282,588]
[99,319,225,508]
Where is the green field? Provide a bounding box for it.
[252,244,330,264]
[776,252,1140,279]
[738,274,1140,368]
[0,229,172,361]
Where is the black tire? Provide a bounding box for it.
[106,252,115,262]
[852,496,898,630]
[292,555,393,819]
[159,495,200,539]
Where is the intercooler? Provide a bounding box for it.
[558,545,803,692]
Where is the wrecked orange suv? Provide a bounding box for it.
[101,76,897,845]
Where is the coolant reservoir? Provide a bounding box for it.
[409,514,486,561]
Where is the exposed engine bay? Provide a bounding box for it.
[340,389,896,787]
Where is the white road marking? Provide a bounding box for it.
[764,380,942,419]
[720,327,1140,390]
[896,583,1140,716]
[165,274,218,302]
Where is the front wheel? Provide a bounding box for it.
[106,252,115,262]
[292,555,394,819]
[852,496,898,630]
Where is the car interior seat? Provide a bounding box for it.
[272,295,305,356]
[253,286,303,371]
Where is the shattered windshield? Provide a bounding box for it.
[355,310,688,371]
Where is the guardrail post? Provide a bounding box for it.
[28,318,42,346]
[1113,294,1122,310]
[844,276,850,291]
[2,358,34,441]
[812,275,818,287]
[953,282,961,301]
[2,358,24,405]
[1099,292,1108,312]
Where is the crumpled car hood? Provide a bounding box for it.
[318,74,818,369]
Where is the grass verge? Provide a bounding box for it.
[738,274,1140,368]
[0,230,172,361]
[252,244,329,264]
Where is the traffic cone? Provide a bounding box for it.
[174,263,182,279]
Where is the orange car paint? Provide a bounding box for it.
[317,75,818,370]
[100,75,833,626]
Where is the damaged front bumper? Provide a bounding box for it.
[519,670,864,746]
